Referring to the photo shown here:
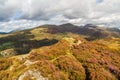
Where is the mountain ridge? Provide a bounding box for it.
[0,23,120,55]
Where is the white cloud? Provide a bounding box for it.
[0,20,44,32]
[0,0,120,32]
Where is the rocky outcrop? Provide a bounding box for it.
[18,69,48,80]
[0,49,17,57]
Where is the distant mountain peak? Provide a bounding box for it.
[60,23,74,26]
[84,24,98,28]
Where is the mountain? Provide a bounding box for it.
[0,23,120,80]
[0,23,120,54]
[38,23,120,40]
[0,32,8,34]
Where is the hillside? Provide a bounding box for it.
[0,37,120,80]
[0,23,120,56]
[0,24,120,80]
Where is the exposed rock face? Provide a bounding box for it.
[0,49,17,57]
[23,60,39,66]
[18,69,48,80]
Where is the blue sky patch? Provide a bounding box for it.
[10,10,22,21]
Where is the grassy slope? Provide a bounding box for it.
[0,24,120,80]
[0,37,120,80]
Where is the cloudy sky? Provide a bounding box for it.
[0,0,120,32]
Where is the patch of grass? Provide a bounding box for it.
[0,42,14,51]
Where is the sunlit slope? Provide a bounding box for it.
[0,37,120,80]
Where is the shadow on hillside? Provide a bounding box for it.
[41,24,120,41]
[0,31,58,54]
[0,31,34,43]
[14,38,58,54]
[42,24,109,40]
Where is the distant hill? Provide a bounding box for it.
[0,23,120,54]
[8,23,120,38]
[38,23,120,40]
[0,32,8,34]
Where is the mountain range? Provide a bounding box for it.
[0,23,120,80]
